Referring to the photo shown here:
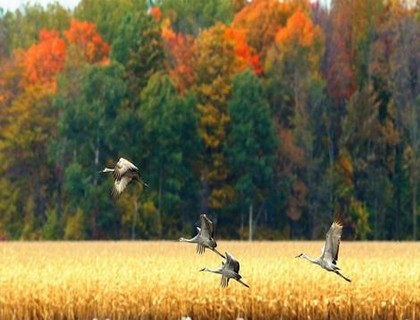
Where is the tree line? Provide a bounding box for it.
[0,0,419,241]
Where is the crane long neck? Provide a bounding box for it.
[179,235,198,243]
[201,267,222,274]
[301,253,319,264]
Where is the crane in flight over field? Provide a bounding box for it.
[179,214,225,259]
[200,251,249,288]
[100,157,148,198]
[295,219,351,282]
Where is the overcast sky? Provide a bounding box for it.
[0,0,80,12]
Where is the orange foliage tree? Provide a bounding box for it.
[0,18,111,239]
[326,0,356,106]
[64,19,110,65]
[266,9,324,119]
[193,22,261,211]
[162,19,196,93]
[266,9,325,224]
[193,23,233,210]
[232,0,310,62]
[223,27,262,75]
[149,6,162,21]
[24,29,66,88]
[274,10,324,72]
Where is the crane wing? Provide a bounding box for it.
[225,252,240,273]
[322,220,343,264]
[112,176,133,198]
[200,214,214,239]
[114,158,138,180]
[196,243,205,254]
[220,275,230,288]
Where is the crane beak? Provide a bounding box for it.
[199,267,206,272]
[295,253,303,258]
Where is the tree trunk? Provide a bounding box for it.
[157,168,163,237]
[158,168,162,214]
[240,211,244,240]
[131,199,138,240]
[413,173,417,240]
[326,104,335,211]
[411,105,418,241]
[94,135,100,185]
[91,136,100,238]
[248,203,253,241]
[200,168,209,214]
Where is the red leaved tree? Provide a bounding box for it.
[149,6,162,21]
[233,0,310,62]
[326,0,356,106]
[64,19,110,65]
[224,27,262,75]
[162,18,196,94]
[24,29,66,88]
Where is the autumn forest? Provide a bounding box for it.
[0,0,419,241]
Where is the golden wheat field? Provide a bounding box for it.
[0,241,419,320]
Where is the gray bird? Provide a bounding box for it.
[295,219,351,282]
[100,157,148,198]
[200,251,249,288]
[179,214,225,259]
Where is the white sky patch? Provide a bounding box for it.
[0,0,80,12]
